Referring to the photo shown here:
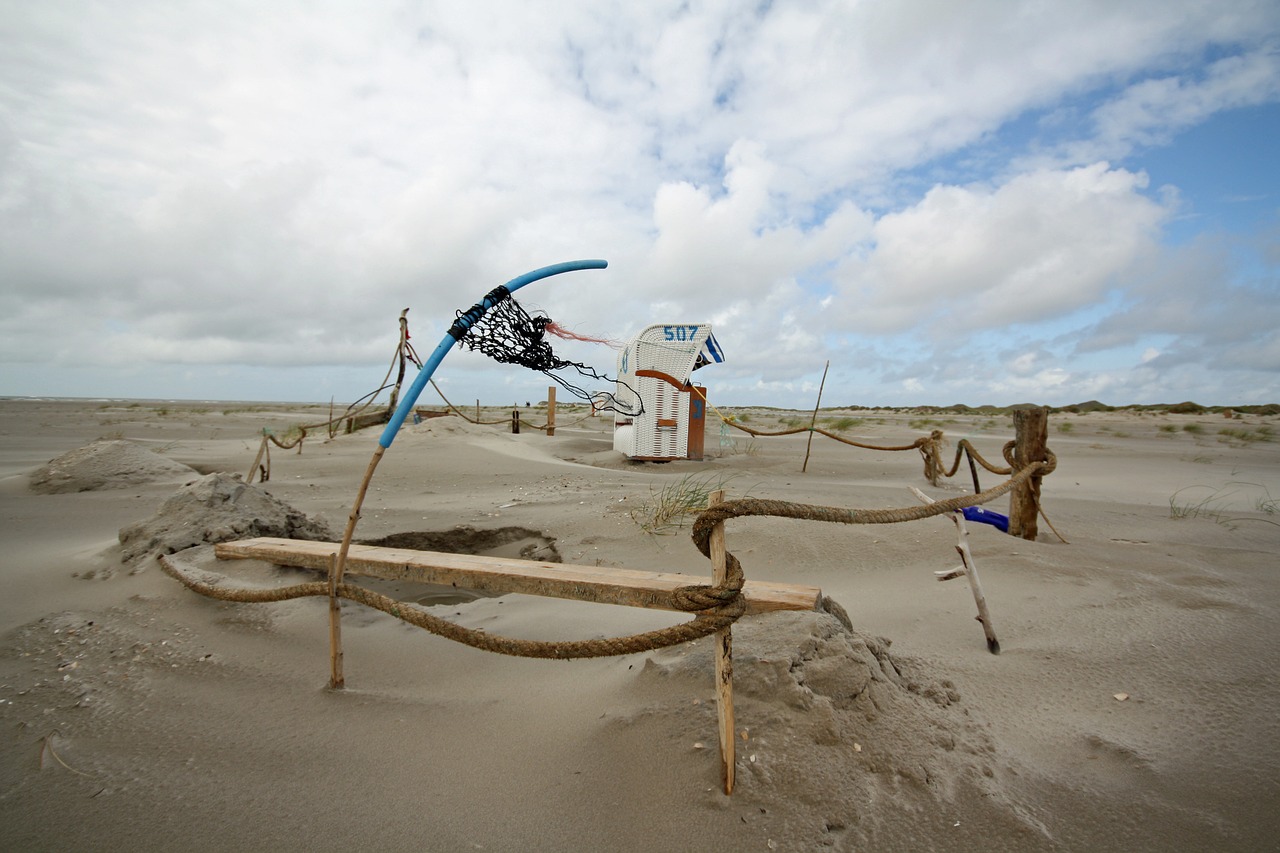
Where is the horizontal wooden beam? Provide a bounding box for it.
[214,537,821,615]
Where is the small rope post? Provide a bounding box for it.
[546,386,556,436]
[245,433,268,484]
[388,308,409,414]
[327,551,344,688]
[918,431,942,485]
[801,361,830,473]
[708,489,735,794]
[1009,407,1049,540]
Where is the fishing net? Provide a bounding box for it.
[451,292,641,416]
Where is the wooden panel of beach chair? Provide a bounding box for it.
[214,536,821,615]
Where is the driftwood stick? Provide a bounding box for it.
[708,489,735,794]
[801,361,830,474]
[328,444,387,688]
[910,486,1001,654]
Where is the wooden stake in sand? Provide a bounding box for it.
[801,361,830,474]
[708,489,735,794]
[546,386,556,436]
[326,551,343,686]
[1009,407,1049,540]
[328,444,388,688]
[245,433,268,484]
[388,308,410,414]
[911,486,1000,654]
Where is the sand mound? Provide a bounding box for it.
[29,439,197,494]
[118,472,334,566]
[627,609,1051,849]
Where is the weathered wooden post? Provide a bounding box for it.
[546,386,556,437]
[1008,406,1049,540]
[708,489,735,794]
[511,409,520,434]
[388,308,409,414]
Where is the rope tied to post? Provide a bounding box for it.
[160,461,1047,661]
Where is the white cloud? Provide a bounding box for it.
[0,1,1277,406]
[1049,46,1280,167]
[830,163,1169,333]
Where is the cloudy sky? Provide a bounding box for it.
[2,1,1278,408]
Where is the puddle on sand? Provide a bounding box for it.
[359,526,561,606]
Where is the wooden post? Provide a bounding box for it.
[511,409,520,434]
[546,386,556,436]
[388,309,409,414]
[1008,407,1049,540]
[708,489,735,794]
[327,552,343,687]
[476,399,480,423]
[245,433,268,484]
[801,361,829,473]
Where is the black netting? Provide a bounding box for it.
[455,295,642,416]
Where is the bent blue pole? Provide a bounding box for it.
[329,259,609,688]
[378,258,608,448]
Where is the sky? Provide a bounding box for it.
[2,0,1278,409]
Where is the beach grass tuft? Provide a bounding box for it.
[631,473,745,534]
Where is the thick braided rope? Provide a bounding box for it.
[692,460,1045,542]
[159,461,1045,661]
[725,418,930,452]
[428,378,602,432]
[931,438,1018,479]
[266,431,305,451]
[159,551,742,660]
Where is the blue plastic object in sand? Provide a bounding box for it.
[961,505,1009,533]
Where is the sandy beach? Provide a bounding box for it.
[1,397,1277,851]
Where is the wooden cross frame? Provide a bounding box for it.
[214,523,822,794]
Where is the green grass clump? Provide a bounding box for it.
[908,418,943,430]
[823,417,863,432]
[1218,426,1275,445]
[631,473,744,534]
[1169,482,1280,528]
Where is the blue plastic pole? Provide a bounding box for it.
[377,259,608,448]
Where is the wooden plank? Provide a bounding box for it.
[214,537,821,615]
